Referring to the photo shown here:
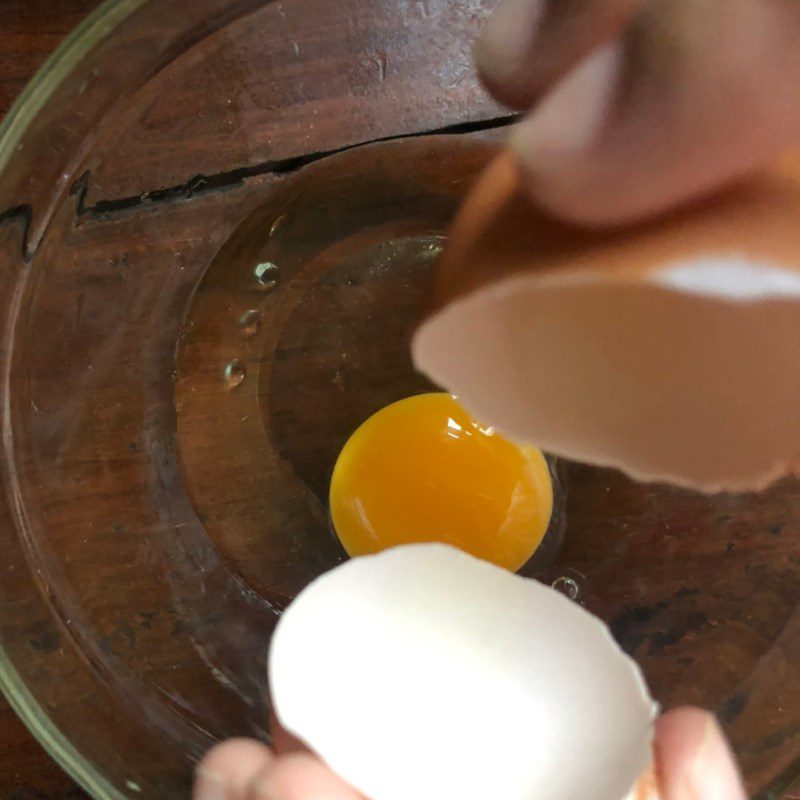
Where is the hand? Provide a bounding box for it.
[475,0,800,226]
[192,706,746,799]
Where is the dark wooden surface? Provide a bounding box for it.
[0,1,507,795]
[0,0,99,121]
[3,2,800,800]
[0,4,98,797]
[76,0,506,208]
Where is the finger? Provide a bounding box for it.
[654,707,747,800]
[475,0,642,109]
[246,753,363,800]
[509,0,800,225]
[194,738,274,800]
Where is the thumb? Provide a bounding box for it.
[654,707,747,800]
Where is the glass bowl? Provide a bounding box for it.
[1,1,799,797]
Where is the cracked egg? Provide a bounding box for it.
[269,544,658,800]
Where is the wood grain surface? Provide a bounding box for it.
[0,0,507,795]
[3,2,800,800]
[0,4,97,798]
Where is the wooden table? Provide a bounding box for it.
[0,4,98,796]
[3,2,800,800]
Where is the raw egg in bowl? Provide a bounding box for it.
[329,393,554,572]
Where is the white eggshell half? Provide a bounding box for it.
[269,543,657,800]
[413,256,800,492]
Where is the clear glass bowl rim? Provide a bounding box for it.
[0,3,146,796]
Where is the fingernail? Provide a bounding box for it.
[475,0,545,84]
[509,42,623,167]
[194,766,228,800]
[685,715,747,800]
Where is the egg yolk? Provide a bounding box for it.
[329,393,553,572]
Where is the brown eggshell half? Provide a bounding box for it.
[412,151,800,491]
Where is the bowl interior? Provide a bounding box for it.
[1,1,800,798]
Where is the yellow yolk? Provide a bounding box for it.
[329,393,553,572]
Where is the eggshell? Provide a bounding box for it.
[269,543,657,800]
[413,151,800,491]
